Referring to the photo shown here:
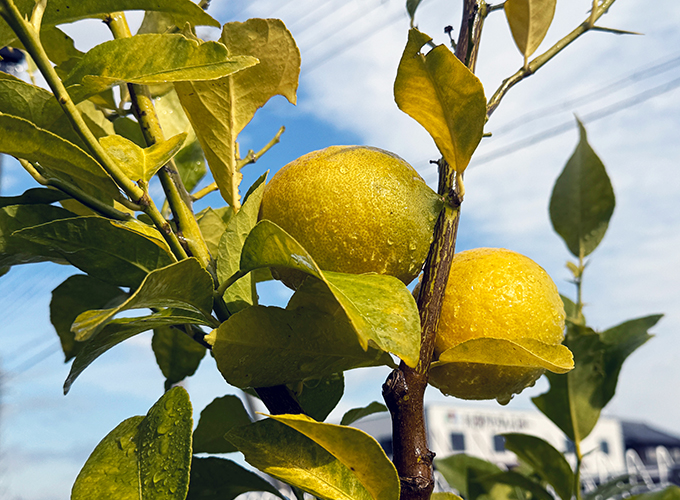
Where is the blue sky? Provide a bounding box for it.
[1,1,680,498]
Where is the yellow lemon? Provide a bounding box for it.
[429,248,567,403]
[259,146,442,288]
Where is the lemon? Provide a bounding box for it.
[259,146,442,287]
[429,248,567,403]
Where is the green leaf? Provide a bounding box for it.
[78,99,115,139]
[226,414,399,500]
[213,304,391,388]
[50,274,126,362]
[192,395,252,454]
[341,402,387,426]
[187,457,284,500]
[435,454,504,500]
[0,0,219,47]
[431,495,463,500]
[504,0,557,65]
[71,386,192,500]
[560,294,582,324]
[240,220,421,366]
[64,34,258,100]
[196,207,233,259]
[175,18,300,209]
[64,308,212,394]
[0,204,73,267]
[293,373,345,423]
[216,172,267,314]
[0,113,121,199]
[630,486,680,500]
[406,0,425,23]
[100,133,186,183]
[152,325,206,391]
[15,216,175,288]
[434,337,574,373]
[480,471,554,500]
[0,78,81,144]
[533,316,660,441]
[71,257,215,341]
[0,187,69,207]
[502,433,574,500]
[113,116,147,147]
[549,119,615,257]
[394,28,486,175]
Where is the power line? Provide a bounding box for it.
[492,51,680,135]
[471,74,680,166]
[4,340,61,378]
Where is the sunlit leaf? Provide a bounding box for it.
[436,454,515,500]
[502,433,574,500]
[480,471,553,500]
[434,337,574,373]
[70,257,215,341]
[226,414,399,500]
[0,204,73,267]
[78,99,115,139]
[100,133,186,183]
[187,457,284,500]
[216,173,267,314]
[196,207,233,258]
[0,0,219,47]
[64,308,212,394]
[293,373,345,423]
[192,395,252,454]
[533,316,660,441]
[152,325,206,391]
[341,402,387,426]
[50,274,126,362]
[175,18,300,209]
[71,387,192,500]
[504,0,557,65]
[432,494,463,500]
[630,485,680,500]
[394,28,486,174]
[237,220,421,367]
[15,215,175,287]
[550,119,615,257]
[63,34,258,100]
[0,113,121,199]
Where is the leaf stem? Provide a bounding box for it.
[0,0,188,261]
[191,182,219,202]
[235,126,285,171]
[486,0,619,117]
[383,3,484,499]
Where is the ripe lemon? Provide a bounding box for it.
[259,146,442,287]
[429,248,567,403]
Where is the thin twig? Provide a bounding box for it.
[486,0,619,117]
[235,126,285,171]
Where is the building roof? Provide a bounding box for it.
[621,421,680,448]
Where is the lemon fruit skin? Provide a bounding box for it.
[430,248,566,402]
[259,146,441,287]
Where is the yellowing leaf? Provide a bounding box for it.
[394,28,486,174]
[435,337,574,373]
[175,18,300,209]
[64,34,258,100]
[226,414,399,500]
[99,133,186,182]
[504,0,557,65]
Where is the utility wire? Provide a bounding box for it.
[492,52,680,135]
[471,74,680,166]
[4,340,61,379]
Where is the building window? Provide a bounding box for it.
[379,437,393,456]
[493,435,506,452]
[600,440,610,455]
[451,432,466,452]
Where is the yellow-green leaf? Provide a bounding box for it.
[175,18,300,209]
[99,133,186,182]
[504,0,557,65]
[226,414,399,500]
[394,28,486,174]
[64,34,258,100]
[435,337,574,373]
